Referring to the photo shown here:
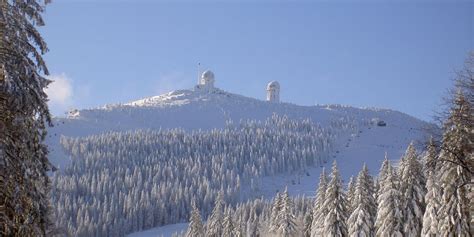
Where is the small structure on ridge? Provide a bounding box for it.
[266,81,280,103]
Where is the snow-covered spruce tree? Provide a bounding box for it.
[206,191,224,237]
[421,171,441,237]
[347,164,376,237]
[399,142,426,236]
[373,154,389,208]
[322,161,348,237]
[311,168,328,237]
[269,192,283,233]
[0,1,53,236]
[276,187,297,237]
[186,200,204,237]
[222,207,235,237]
[346,176,356,214]
[437,91,473,236]
[375,161,403,237]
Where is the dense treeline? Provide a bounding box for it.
[50,115,358,236]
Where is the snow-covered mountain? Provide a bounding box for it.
[47,86,431,174]
[46,85,435,237]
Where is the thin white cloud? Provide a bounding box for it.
[45,73,74,115]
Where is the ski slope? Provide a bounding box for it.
[258,113,426,199]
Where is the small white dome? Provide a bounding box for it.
[201,70,215,82]
[200,70,215,89]
[267,81,280,90]
[266,81,281,103]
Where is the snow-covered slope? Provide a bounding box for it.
[47,87,431,171]
[46,86,434,237]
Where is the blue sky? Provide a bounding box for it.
[41,0,473,121]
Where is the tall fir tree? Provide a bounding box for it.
[276,187,297,237]
[437,91,473,236]
[186,200,204,237]
[375,161,403,237]
[347,164,376,237]
[311,168,328,237]
[0,1,53,236]
[322,161,348,237]
[206,191,224,237]
[421,171,441,237]
[269,191,283,233]
[399,142,426,236]
[374,154,390,205]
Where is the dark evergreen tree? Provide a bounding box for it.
[0,1,53,236]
